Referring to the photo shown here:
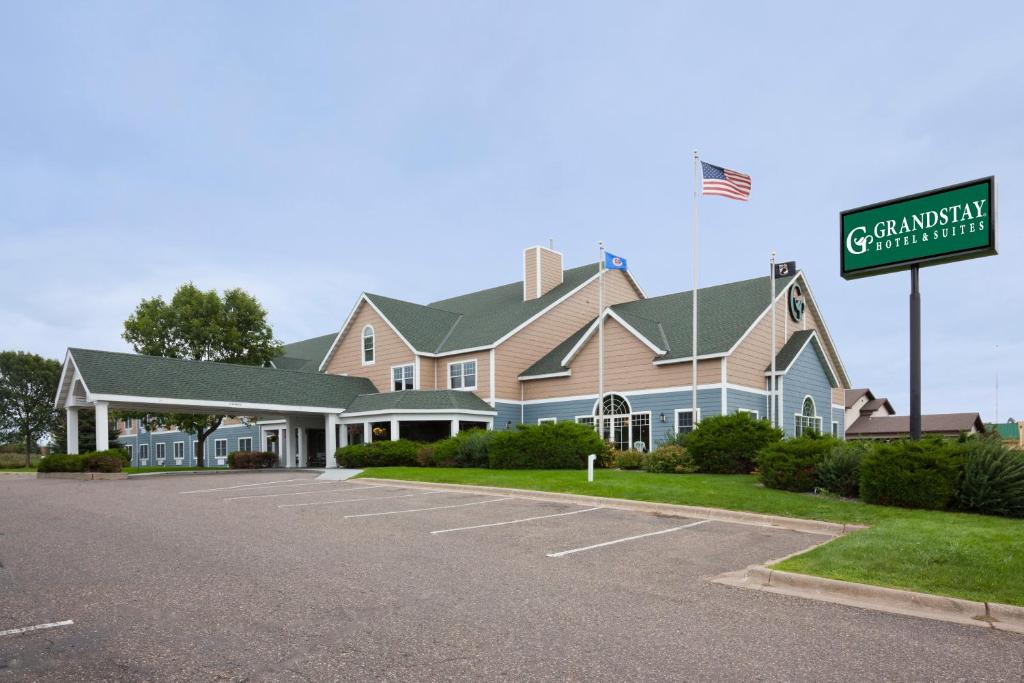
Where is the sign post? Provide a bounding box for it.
[841,177,996,439]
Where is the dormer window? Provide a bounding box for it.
[362,325,375,365]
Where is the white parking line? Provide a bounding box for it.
[0,620,74,638]
[279,490,447,508]
[546,520,710,558]
[431,506,603,535]
[223,485,390,501]
[344,497,510,519]
[179,478,312,494]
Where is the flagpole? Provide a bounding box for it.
[692,150,699,430]
[770,251,777,428]
[598,241,606,444]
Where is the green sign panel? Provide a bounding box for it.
[840,177,996,279]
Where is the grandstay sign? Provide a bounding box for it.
[840,177,996,279]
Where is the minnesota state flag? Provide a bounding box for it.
[604,252,628,271]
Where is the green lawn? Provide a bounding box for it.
[123,466,229,474]
[359,467,1024,606]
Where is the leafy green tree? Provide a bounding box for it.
[51,409,118,454]
[122,283,281,467]
[0,351,62,466]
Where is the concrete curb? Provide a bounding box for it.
[37,472,128,480]
[357,478,862,537]
[127,468,325,478]
[724,565,1024,635]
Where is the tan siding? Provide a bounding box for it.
[539,249,563,297]
[419,356,438,390]
[493,270,640,400]
[323,301,416,392]
[832,387,845,407]
[523,247,539,300]
[524,318,721,400]
[432,351,490,402]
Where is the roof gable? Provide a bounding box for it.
[271,332,336,373]
[765,330,839,388]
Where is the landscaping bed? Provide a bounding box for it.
[357,467,1024,607]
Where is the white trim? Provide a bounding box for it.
[652,352,728,366]
[795,275,852,387]
[390,362,415,392]
[86,393,348,415]
[510,382,766,407]
[415,356,421,391]
[519,370,572,381]
[237,436,253,452]
[721,358,728,415]
[318,295,420,372]
[673,408,701,433]
[560,310,667,368]
[361,324,376,366]
[214,438,228,458]
[537,417,557,424]
[535,247,542,299]
[831,421,840,438]
[173,440,185,464]
[794,394,823,436]
[488,349,495,406]
[489,271,602,350]
[762,329,840,388]
[339,408,497,419]
[138,443,149,463]
[447,358,478,391]
[155,442,166,464]
[736,408,760,419]
[590,392,633,416]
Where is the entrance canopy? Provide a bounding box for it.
[54,348,496,465]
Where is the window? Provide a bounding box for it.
[576,395,651,452]
[123,417,133,429]
[173,441,184,463]
[449,360,477,390]
[392,364,415,391]
[537,417,557,424]
[215,439,228,461]
[238,437,252,452]
[139,444,149,463]
[795,396,823,436]
[126,445,133,461]
[832,421,840,439]
[736,409,760,419]
[155,443,166,464]
[675,409,699,435]
[362,325,375,364]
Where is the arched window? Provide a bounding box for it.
[362,325,375,364]
[795,395,822,436]
[595,393,630,416]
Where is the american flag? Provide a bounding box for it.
[701,161,751,201]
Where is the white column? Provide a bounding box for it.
[297,428,306,467]
[363,422,371,444]
[339,422,349,447]
[284,417,294,468]
[450,419,460,437]
[390,418,399,441]
[94,401,109,451]
[66,407,79,454]
[325,415,338,469]
[278,428,286,467]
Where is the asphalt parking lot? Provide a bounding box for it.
[2,473,1022,681]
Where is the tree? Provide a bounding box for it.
[122,283,281,467]
[0,351,62,466]
[51,408,118,454]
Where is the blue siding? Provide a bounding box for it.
[781,344,834,438]
[493,402,523,431]
[726,387,768,419]
[832,406,846,439]
[523,398,595,426]
[118,423,260,467]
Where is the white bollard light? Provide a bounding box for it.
[587,454,597,483]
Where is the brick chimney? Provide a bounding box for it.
[523,245,564,301]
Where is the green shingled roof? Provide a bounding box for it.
[343,390,495,414]
[68,348,377,410]
[766,330,838,387]
[991,422,1020,440]
[520,274,795,377]
[363,293,462,352]
[272,333,337,373]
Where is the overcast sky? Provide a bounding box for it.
[1,2,1021,421]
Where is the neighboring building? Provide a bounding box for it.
[988,419,1022,449]
[845,388,985,440]
[60,245,852,468]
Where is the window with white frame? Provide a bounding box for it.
[126,444,133,462]
[537,417,557,424]
[392,364,415,391]
[736,409,760,419]
[832,421,840,438]
[139,444,149,463]
[215,439,228,461]
[675,409,699,435]
[362,325,375,364]
[238,437,252,452]
[449,360,477,390]
[795,396,823,436]
[173,441,185,463]
[155,443,166,464]
[576,394,651,452]
[124,417,133,429]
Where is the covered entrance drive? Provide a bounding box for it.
[55,348,495,469]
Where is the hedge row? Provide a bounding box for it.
[612,444,698,474]
[755,434,1024,517]
[37,449,129,473]
[335,423,606,470]
[227,451,277,469]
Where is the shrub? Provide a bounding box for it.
[415,445,437,467]
[487,422,604,469]
[612,450,644,470]
[686,412,783,474]
[643,444,698,474]
[817,441,869,498]
[84,452,124,472]
[756,434,839,492]
[431,429,493,468]
[954,440,1024,518]
[860,438,961,509]
[37,454,87,473]
[227,451,277,469]
[335,439,421,468]
[110,448,131,468]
